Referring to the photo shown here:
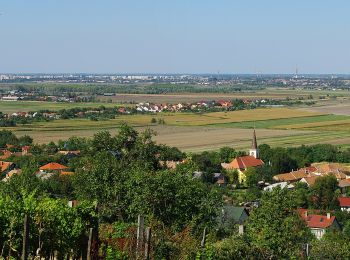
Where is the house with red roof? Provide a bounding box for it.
[297,209,340,239]
[274,167,318,183]
[0,161,14,173]
[221,130,264,183]
[39,162,68,172]
[338,197,350,212]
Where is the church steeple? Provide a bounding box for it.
[252,129,257,150]
[249,129,259,159]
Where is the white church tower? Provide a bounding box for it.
[249,129,260,159]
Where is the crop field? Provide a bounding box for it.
[300,101,350,116]
[217,115,350,129]
[0,101,118,113]
[3,106,349,152]
[97,88,350,104]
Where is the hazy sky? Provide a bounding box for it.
[1,1,349,74]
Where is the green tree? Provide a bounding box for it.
[246,188,312,258]
[310,231,350,259]
[270,148,298,174]
[18,135,33,146]
[0,130,18,147]
[311,175,340,210]
[125,169,221,233]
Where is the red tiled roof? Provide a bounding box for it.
[302,176,320,187]
[0,161,13,172]
[0,150,12,160]
[274,167,318,182]
[274,171,308,182]
[338,197,350,207]
[225,156,264,170]
[297,209,336,229]
[40,162,68,171]
[338,179,350,188]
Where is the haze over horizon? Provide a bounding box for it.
[1,0,349,74]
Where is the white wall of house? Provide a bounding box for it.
[311,228,325,239]
[341,207,350,212]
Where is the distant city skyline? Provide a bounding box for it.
[1,1,350,74]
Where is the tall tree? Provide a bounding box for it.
[246,188,311,258]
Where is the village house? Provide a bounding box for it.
[338,197,350,212]
[273,167,317,183]
[273,163,350,187]
[217,206,249,229]
[58,150,81,156]
[36,162,69,180]
[39,162,68,173]
[300,176,320,187]
[213,172,228,186]
[263,182,294,191]
[221,130,264,183]
[0,146,32,160]
[0,161,14,174]
[2,169,22,182]
[216,100,233,107]
[0,150,13,160]
[338,179,350,194]
[297,209,340,239]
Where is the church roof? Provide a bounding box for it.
[222,155,264,170]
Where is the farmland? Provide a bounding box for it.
[97,88,350,103]
[0,101,118,113]
[1,84,349,152]
[3,106,349,152]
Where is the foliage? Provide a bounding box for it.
[311,175,340,210]
[0,192,96,259]
[310,232,350,259]
[246,188,312,258]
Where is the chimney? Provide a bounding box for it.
[304,210,308,218]
[327,213,331,219]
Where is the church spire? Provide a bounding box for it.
[252,128,258,149]
[249,129,259,159]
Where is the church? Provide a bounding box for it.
[221,129,264,183]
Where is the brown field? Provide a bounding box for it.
[14,124,350,152]
[97,88,350,104]
[13,125,307,152]
[301,103,350,116]
[97,93,308,104]
[303,98,350,116]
